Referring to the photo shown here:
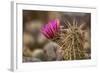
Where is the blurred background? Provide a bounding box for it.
[23,10,91,62]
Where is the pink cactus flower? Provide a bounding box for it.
[41,19,60,39]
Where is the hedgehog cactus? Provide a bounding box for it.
[41,18,87,60]
[61,18,87,60]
